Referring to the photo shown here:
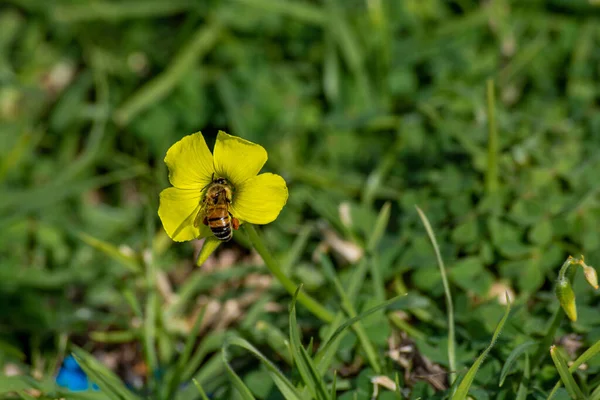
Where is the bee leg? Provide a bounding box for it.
[231,216,240,230]
[202,216,209,226]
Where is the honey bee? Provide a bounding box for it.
[195,176,240,241]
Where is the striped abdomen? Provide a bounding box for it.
[206,203,233,241]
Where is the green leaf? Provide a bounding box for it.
[499,340,536,387]
[550,345,585,400]
[451,294,511,400]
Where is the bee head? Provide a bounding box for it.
[214,177,228,185]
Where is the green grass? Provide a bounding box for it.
[2,0,600,399]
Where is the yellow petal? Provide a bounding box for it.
[230,173,288,224]
[213,131,267,186]
[196,237,221,266]
[158,187,211,242]
[164,131,214,190]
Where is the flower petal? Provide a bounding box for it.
[158,187,211,241]
[230,173,288,224]
[213,131,267,186]
[196,237,221,266]
[165,131,214,190]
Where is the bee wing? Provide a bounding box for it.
[193,203,207,227]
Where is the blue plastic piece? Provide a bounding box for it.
[56,355,99,392]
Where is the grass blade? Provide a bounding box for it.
[485,79,498,194]
[222,348,256,400]
[223,335,304,400]
[77,232,141,273]
[549,339,600,398]
[192,379,211,400]
[331,371,337,400]
[550,345,585,400]
[53,0,194,22]
[416,206,456,383]
[114,23,222,125]
[72,347,139,400]
[317,294,428,361]
[289,286,330,400]
[164,306,208,399]
[451,294,511,400]
[320,254,381,373]
[516,353,529,400]
[233,0,326,25]
[499,340,536,386]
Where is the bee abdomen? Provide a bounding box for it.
[211,224,232,241]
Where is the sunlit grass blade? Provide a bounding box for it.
[77,232,141,273]
[289,286,330,400]
[362,142,399,207]
[549,339,600,398]
[485,78,498,195]
[233,0,326,25]
[499,340,536,386]
[114,23,222,125]
[451,294,511,400]
[52,0,194,22]
[416,205,456,383]
[367,202,391,303]
[331,370,337,400]
[320,254,381,373]
[72,347,140,400]
[89,330,137,343]
[367,201,392,253]
[550,345,585,400]
[192,379,210,400]
[223,335,304,400]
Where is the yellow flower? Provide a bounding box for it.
[158,131,288,244]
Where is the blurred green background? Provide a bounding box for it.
[2,0,600,398]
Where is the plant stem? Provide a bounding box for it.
[243,224,335,323]
[485,78,498,195]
